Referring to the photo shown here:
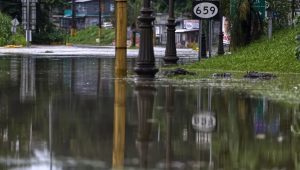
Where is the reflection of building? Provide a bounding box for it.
[71,59,113,98]
[73,59,99,97]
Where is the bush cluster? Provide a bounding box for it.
[0,12,12,46]
[0,12,26,46]
[32,29,66,45]
[68,26,115,45]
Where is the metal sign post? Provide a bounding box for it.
[21,0,37,47]
[193,0,219,60]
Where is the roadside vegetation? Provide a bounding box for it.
[181,26,300,74]
[0,12,26,46]
[162,25,300,104]
[68,26,115,46]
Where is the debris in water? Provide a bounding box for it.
[163,68,196,76]
[212,72,232,78]
[243,71,276,80]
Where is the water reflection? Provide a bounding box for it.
[135,79,156,169]
[20,58,36,102]
[112,78,126,169]
[0,56,299,169]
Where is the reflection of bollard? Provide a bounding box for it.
[201,33,207,58]
[135,79,156,169]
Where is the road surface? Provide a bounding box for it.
[0,45,198,58]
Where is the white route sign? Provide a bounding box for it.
[193,1,219,19]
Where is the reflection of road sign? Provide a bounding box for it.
[192,113,216,132]
[193,1,219,19]
[253,0,265,19]
[265,1,270,9]
[11,18,19,33]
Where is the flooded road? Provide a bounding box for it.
[0,56,300,170]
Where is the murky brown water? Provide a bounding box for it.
[0,56,300,170]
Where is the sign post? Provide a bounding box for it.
[193,1,219,19]
[21,0,37,47]
[193,1,219,60]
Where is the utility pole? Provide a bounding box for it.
[71,0,76,37]
[26,0,30,46]
[115,0,128,77]
[99,0,102,29]
[98,0,102,45]
[21,0,37,47]
[217,2,224,55]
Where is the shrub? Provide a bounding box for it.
[68,26,115,45]
[8,32,26,46]
[0,12,12,46]
[32,29,66,44]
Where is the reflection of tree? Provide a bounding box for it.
[0,58,35,161]
[227,93,240,167]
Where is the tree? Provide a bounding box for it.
[0,0,21,16]
[35,0,66,32]
[174,0,193,16]
[268,0,291,29]
[0,12,12,46]
[230,0,264,49]
[127,0,142,47]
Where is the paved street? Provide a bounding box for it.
[0,45,198,58]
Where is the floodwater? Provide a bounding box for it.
[0,56,300,170]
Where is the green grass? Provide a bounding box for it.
[182,26,300,74]
[162,26,300,104]
[68,26,115,45]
